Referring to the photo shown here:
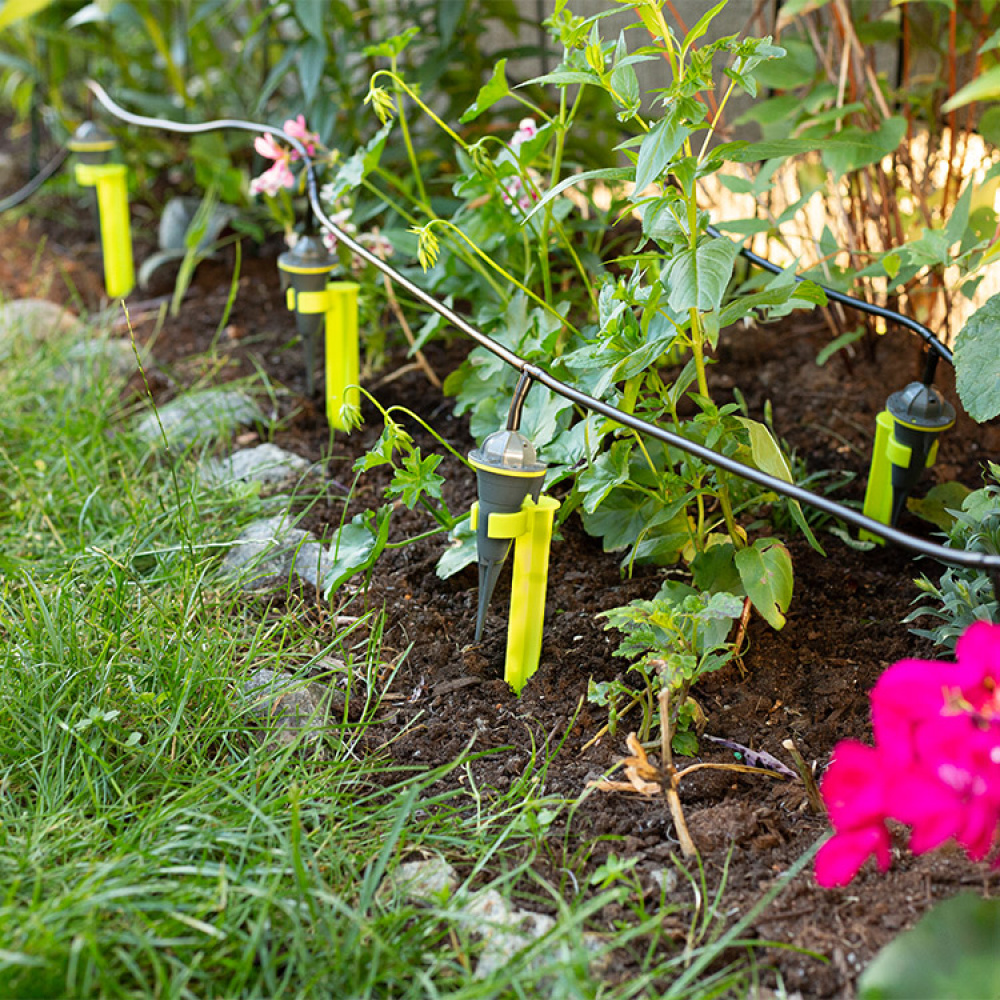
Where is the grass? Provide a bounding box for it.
[0,310,797,998]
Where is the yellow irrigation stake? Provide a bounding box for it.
[69,123,134,299]
[471,493,559,694]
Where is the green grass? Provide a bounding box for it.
[0,314,793,998]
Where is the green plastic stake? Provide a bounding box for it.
[68,123,134,299]
[471,493,560,694]
[861,381,955,543]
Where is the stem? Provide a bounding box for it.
[660,687,698,858]
[384,63,428,209]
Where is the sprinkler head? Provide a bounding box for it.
[278,234,336,397]
[884,381,956,524]
[862,379,957,539]
[469,428,546,642]
[68,121,115,165]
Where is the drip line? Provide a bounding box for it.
[0,146,69,213]
[74,80,1000,577]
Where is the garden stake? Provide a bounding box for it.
[860,380,956,542]
[67,122,134,299]
[278,236,359,428]
[469,427,558,692]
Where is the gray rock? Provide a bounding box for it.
[0,299,83,354]
[55,336,141,386]
[134,387,263,448]
[200,443,315,489]
[242,666,332,748]
[221,515,333,591]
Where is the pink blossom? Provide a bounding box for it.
[249,158,295,197]
[282,115,319,158]
[510,118,538,152]
[254,133,286,161]
[815,621,1000,888]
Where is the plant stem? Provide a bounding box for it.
[660,687,698,858]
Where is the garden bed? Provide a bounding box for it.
[3,211,999,998]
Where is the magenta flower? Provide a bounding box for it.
[254,133,286,161]
[815,621,1000,888]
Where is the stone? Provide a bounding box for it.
[133,386,263,448]
[242,666,332,748]
[55,336,141,386]
[382,858,459,902]
[221,515,333,591]
[200,443,316,489]
[0,298,82,354]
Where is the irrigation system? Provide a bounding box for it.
[4,80,998,592]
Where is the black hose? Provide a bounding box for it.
[83,80,1000,579]
[0,146,70,213]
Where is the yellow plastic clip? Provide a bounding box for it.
[483,494,560,694]
[75,162,134,298]
[324,282,360,431]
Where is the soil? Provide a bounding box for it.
[3,195,999,999]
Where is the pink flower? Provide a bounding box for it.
[510,118,538,152]
[254,133,286,161]
[815,622,1000,888]
[249,158,295,197]
[282,115,319,158]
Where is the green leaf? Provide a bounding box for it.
[460,58,509,123]
[858,894,1000,1000]
[954,291,1000,422]
[680,0,727,59]
[385,449,444,508]
[521,166,632,224]
[0,0,57,30]
[298,36,327,107]
[815,327,865,366]
[821,118,906,179]
[436,516,477,579]
[578,441,632,514]
[749,37,816,89]
[293,0,326,42]
[663,237,739,313]
[633,112,690,195]
[943,63,1000,112]
[324,506,392,596]
[735,539,793,630]
[906,481,973,532]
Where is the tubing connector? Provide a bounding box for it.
[68,122,134,298]
[861,381,956,542]
[278,235,359,429]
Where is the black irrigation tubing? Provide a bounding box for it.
[0,146,69,213]
[82,80,1000,579]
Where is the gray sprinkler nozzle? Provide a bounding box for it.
[278,234,336,397]
[469,428,546,642]
[861,380,957,538]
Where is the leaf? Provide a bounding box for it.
[907,481,972,532]
[323,507,392,597]
[858,894,1000,1000]
[297,36,327,107]
[293,0,326,42]
[821,118,907,180]
[0,0,56,30]
[385,449,444,508]
[633,112,690,194]
[943,63,1000,112]
[460,58,509,123]
[663,238,739,313]
[815,327,865,366]
[735,539,793,630]
[436,516,477,579]
[521,166,632,224]
[681,0,728,59]
[954,291,1000,422]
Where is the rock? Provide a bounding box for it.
[55,336,141,386]
[221,514,332,590]
[133,386,264,448]
[242,666,332,748]
[381,858,459,902]
[0,299,83,354]
[200,443,316,489]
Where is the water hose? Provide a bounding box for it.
[0,146,69,213]
[71,80,1000,582]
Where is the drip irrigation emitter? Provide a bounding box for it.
[66,121,134,299]
[277,230,360,426]
[61,83,1000,691]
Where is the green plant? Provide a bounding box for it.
[907,465,1000,650]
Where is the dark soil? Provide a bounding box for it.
[3,202,999,999]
